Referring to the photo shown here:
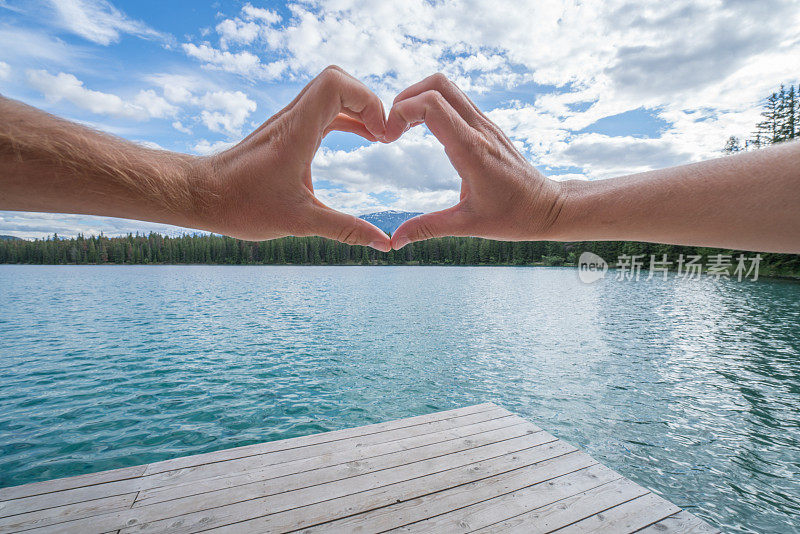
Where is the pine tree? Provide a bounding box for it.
[754,91,781,145]
[785,84,797,140]
[726,83,800,151]
[723,136,742,154]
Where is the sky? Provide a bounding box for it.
[1,0,799,239]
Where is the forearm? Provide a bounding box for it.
[0,96,210,229]
[550,140,800,253]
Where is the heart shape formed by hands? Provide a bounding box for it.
[383,73,563,250]
[199,67,564,252]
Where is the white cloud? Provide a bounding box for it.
[26,70,176,120]
[132,89,177,118]
[194,0,798,162]
[314,187,459,216]
[49,0,168,46]
[172,120,192,134]
[388,189,461,214]
[24,69,257,141]
[0,26,83,65]
[241,3,281,24]
[188,0,595,94]
[555,133,694,179]
[182,42,286,79]
[313,130,458,192]
[0,211,194,239]
[312,189,385,215]
[196,90,256,135]
[255,2,445,91]
[216,19,260,48]
[146,73,200,103]
[183,43,258,74]
[0,61,9,80]
[0,1,22,12]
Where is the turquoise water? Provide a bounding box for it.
[0,265,798,532]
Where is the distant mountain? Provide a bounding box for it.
[358,210,422,235]
[0,235,22,241]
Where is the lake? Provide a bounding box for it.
[0,265,798,532]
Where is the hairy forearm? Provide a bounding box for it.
[550,141,800,253]
[0,96,210,228]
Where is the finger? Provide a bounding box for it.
[391,206,469,249]
[324,113,377,141]
[310,205,391,252]
[394,73,485,129]
[295,66,387,143]
[334,106,391,143]
[385,90,477,160]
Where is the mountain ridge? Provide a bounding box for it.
[358,210,422,235]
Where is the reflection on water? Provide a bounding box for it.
[0,265,798,533]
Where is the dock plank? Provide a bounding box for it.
[0,494,136,534]
[1,406,512,515]
[0,466,146,503]
[0,404,717,534]
[302,452,601,533]
[638,511,721,534]
[119,430,553,534]
[203,440,576,534]
[553,492,681,533]
[470,477,651,534]
[135,414,522,507]
[391,463,623,534]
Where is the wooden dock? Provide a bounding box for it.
[0,403,719,533]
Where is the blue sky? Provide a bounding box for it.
[1,0,798,238]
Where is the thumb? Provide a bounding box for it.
[310,206,391,252]
[391,207,467,250]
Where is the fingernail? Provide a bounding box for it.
[393,237,410,250]
[368,241,390,252]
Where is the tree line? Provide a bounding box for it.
[724,83,799,152]
[1,233,798,277]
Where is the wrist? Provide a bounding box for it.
[539,178,588,241]
[184,149,256,238]
[175,154,220,232]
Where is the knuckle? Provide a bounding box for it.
[317,66,344,87]
[423,90,446,109]
[429,72,451,89]
[476,132,495,153]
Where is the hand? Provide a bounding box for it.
[384,74,565,249]
[195,66,392,251]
